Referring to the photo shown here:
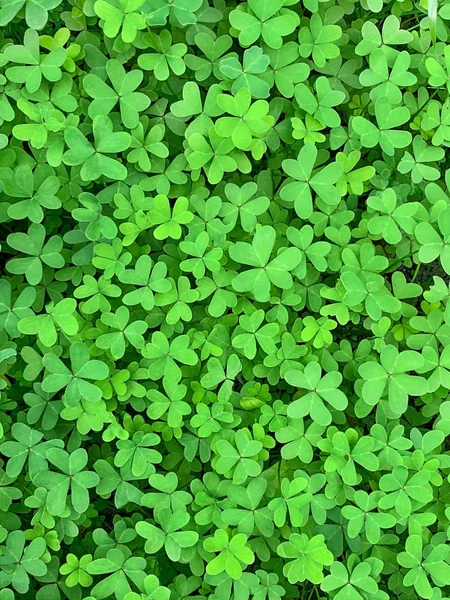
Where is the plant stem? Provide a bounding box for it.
[387,250,416,273]
[410,88,441,120]
[412,261,422,282]
[307,585,317,600]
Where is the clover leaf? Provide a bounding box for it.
[34,447,100,515]
[285,362,348,427]
[229,0,300,50]
[277,534,333,585]
[203,529,255,580]
[63,114,131,181]
[229,226,301,302]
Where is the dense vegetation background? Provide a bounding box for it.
[0,0,450,599]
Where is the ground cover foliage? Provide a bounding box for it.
[1,0,450,599]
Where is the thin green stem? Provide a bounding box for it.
[410,88,441,120]
[412,260,422,282]
[387,250,416,273]
[307,585,317,600]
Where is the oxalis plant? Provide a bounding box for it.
[1,0,450,599]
